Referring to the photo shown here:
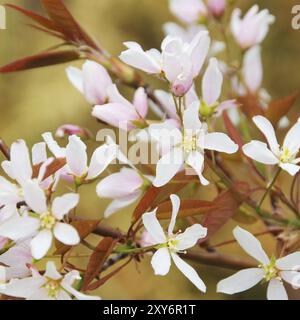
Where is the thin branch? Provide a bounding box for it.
[0,138,10,160]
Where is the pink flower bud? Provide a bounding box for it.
[207,0,225,18]
[55,124,93,140]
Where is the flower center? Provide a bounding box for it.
[280,147,295,163]
[167,238,179,251]
[199,100,219,120]
[182,134,197,154]
[260,258,280,282]
[44,280,61,299]
[40,212,56,230]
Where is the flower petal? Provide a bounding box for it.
[31,142,47,166]
[202,58,223,106]
[280,163,300,176]
[53,223,80,246]
[23,180,47,213]
[283,121,300,155]
[168,194,181,236]
[10,140,32,185]
[280,271,300,289]
[267,279,288,300]
[253,116,280,155]
[217,268,264,294]
[153,148,184,187]
[243,46,262,93]
[52,193,79,220]
[44,261,62,281]
[103,191,141,218]
[66,135,88,177]
[276,252,300,270]
[186,151,209,186]
[183,102,202,131]
[204,132,238,154]
[142,209,166,244]
[242,141,279,165]
[42,132,66,158]
[175,224,207,250]
[233,226,270,264]
[133,87,148,118]
[66,66,84,94]
[30,230,53,260]
[171,253,206,292]
[151,247,171,276]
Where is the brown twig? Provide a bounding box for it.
[0,138,10,160]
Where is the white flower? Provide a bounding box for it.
[149,103,238,187]
[42,133,127,183]
[243,116,300,176]
[66,60,113,105]
[231,5,275,49]
[0,139,49,208]
[96,168,147,218]
[119,31,210,96]
[0,180,80,260]
[0,261,100,300]
[142,194,207,292]
[217,226,300,300]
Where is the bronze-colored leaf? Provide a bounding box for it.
[0,50,80,73]
[266,92,298,127]
[82,237,117,290]
[239,94,264,119]
[55,220,100,255]
[223,111,243,149]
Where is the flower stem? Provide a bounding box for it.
[257,168,282,211]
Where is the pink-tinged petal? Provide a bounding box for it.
[202,58,223,106]
[82,60,112,105]
[168,194,180,236]
[55,124,92,139]
[92,103,138,131]
[217,268,264,294]
[186,151,209,186]
[233,226,270,265]
[66,135,88,177]
[204,132,238,154]
[30,229,53,260]
[188,31,210,77]
[280,163,300,176]
[170,0,207,24]
[103,191,141,218]
[171,253,206,292]
[151,248,171,276]
[0,277,45,299]
[42,132,65,158]
[96,168,143,199]
[243,46,262,93]
[207,0,225,18]
[66,66,84,94]
[133,87,148,118]
[175,224,207,250]
[215,100,238,117]
[267,279,288,300]
[276,252,300,270]
[32,143,47,166]
[242,141,279,165]
[230,8,242,40]
[153,148,184,187]
[142,209,166,244]
[107,84,131,107]
[0,216,39,241]
[23,180,47,213]
[53,223,80,246]
[52,193,79,220]
[253,116,280,155]
[44,261,62,281]
[10,140,32,185]
[119,42,161,74]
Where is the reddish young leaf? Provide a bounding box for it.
[200,182,251,242]
[82,237,117,290]
[0,50,80,73]
[55,220,100,255]
[6,4,63,34]
[42,158,66,180]
[266,92,298,127]
[223,111,244,149]
[239,94,264,119]
[86,258,131,291]
[41,0,99,49]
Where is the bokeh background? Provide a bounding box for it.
[0,0,299,300]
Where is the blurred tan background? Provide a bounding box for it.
[0,0,299,300]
